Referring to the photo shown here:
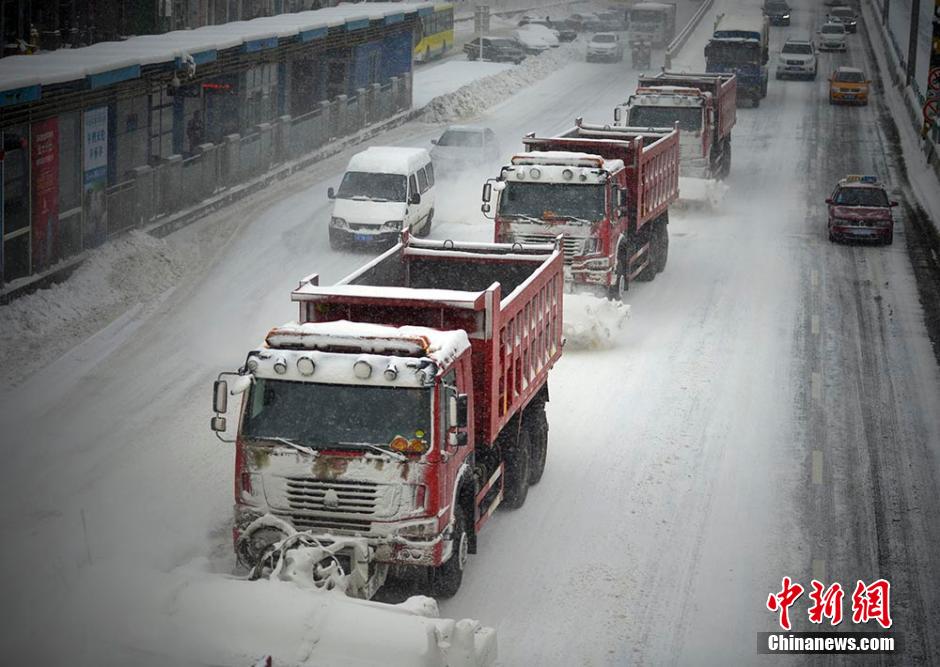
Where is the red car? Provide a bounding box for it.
[826,175,898,245]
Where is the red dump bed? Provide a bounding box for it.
[290,235,565,447]
[522,121,680,229]
[637,71,737,139]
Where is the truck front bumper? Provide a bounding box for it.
[569,256,613,287]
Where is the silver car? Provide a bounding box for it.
[817,23,847,51]
[430,125,501,174]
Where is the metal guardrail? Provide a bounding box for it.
[664,0,714,69]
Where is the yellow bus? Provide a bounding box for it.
[414,4,455,63]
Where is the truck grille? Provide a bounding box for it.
[276,511,373,533]
[513,233,583,263]
[285,477,380,515]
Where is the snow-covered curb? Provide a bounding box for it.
[421,43,578,123]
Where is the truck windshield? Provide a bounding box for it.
[628,106,702,132]
[242,378,432,449]
[705,41,761,64]
[336,172,407,202]
[782,43,813,54]
[833,187,888,207]
[499,182,606,221]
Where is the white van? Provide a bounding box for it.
[327,147,436,248]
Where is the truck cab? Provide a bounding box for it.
[705,13,769,105]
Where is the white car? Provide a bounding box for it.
[586,33,625,62]
[817,22,847,51]
[430,125,501,173]
[513,24,560,54]
[776,34,817,80]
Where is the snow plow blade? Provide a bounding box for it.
[676,176,729,209]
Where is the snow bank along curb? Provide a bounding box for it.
[421,43,578,123]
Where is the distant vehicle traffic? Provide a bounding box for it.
[327,147,435,248]
[629,2,677,46]
[828,66,870,105]
[776,34,817,80]
[818,23,848,51]
[826,6,858,32]
[430,125,501,172]
[826,175,898,244]
[414,3,455,63]
[517,16,577,41]
[705,13,769,105]
[464,37,526,64]
[587,33,625,62]
[763,0,792,26]
[513,24,561,53]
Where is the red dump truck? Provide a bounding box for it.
[614,71,737,180]
[483,119,680,299]
[210,234,564,600]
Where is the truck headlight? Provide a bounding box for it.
[581,237,600,255]
[381,220,403,231]
[330,217,347,229]
[398,518,439,540]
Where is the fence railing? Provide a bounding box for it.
[664,0,714,69]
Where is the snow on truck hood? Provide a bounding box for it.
[332,197,407,226]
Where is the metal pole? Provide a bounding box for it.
[907,0,920,85]
[882,0,889,25]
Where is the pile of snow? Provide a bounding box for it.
[51,559,497,667]
[421,43,577,123]
[677,176,729,209]
[563,292,630,350]
[413,61,514,108]
[0,230,195,387]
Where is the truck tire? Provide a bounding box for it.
[607,264,627,301]
[417,209,433,237]
[722,140,732,179]
[635,230,657,282]
[527,405,549,485]
[652,218,669,274]
[501,428,531,509]
[329,228,345,250]
[752,94,761,108]
[430,506,470,599]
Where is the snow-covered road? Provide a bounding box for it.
[2,0,940,663]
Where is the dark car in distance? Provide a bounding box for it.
[464,37,526,64]
[763,0,792,25]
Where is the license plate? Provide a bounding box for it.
[355,234,371,242]
[843,94,855,99]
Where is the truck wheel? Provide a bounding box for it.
[501,429,531,509]
[752,95,761,108]
[721,141,732,179]
[607,266,626,301]
[329,228,344,250]
[653,220,669,274]
[883,230,893,246]
[417,209,433,237]
[430,507,470,598]
[527,406,549,485]
[635,231,656,282]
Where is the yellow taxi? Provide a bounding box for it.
[828,66,871,105]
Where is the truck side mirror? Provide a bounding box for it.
[456,394,469,429]
[327,186,335,199]
[825,198,833,204]
[210,416,227,432]
[430,138,438,145]
[213,379,228,414]
[482,203,491,214]
[889,200,898,207]
[614,107,622,123]
[482,182,492,202]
